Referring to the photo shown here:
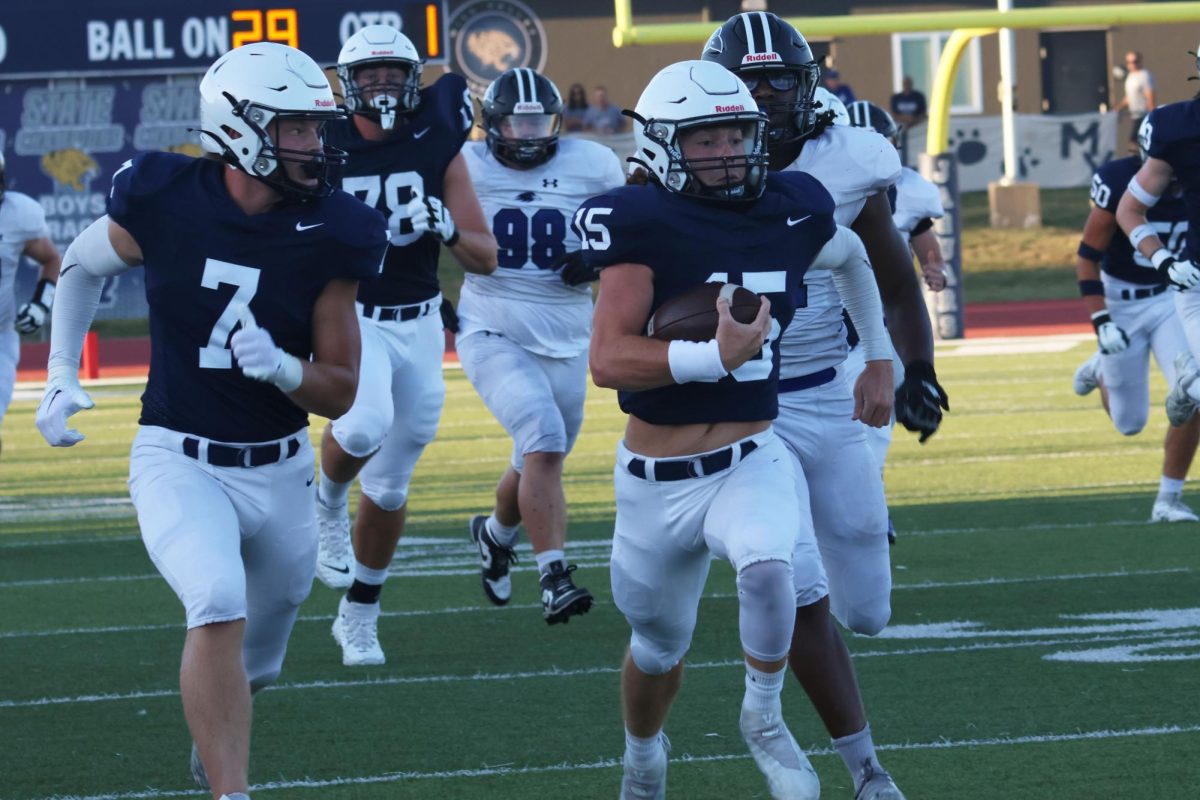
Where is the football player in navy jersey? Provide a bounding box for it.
[704,14,917,798]
[1118,65,1200,433]
[312,24,497,667]
[460,68,625,622]
[585,60,894,799]
[35,43,388,800]
[1074,118,1199,522]
[0,152,62,460]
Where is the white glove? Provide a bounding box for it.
[1153,251,1200,290]
[15,279,55,334]
[1090,310,1129,355]
[36,370,95,447]
[230,307,303,392]
[404,194,458,245]
[15,301,49,334]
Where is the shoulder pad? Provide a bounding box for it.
[0,191,49,239]
[574,184,653,268]
[106,152,195,221]
[1091,156,1138,213]
[795,126,900,208]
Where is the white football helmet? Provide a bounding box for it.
[337,25,422,130]
[1137,114,1153,161]
[198,42,345,199]
[630,60,768,203]
[813,87,849,126]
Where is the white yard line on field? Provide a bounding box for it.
[29,721,1200,800]
[3,630,1190,711]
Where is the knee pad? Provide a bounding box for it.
[332,407,392,458]
[185,578,246,629]
[832,592,892,637]
[511,405,568,458]
[1110,408,1147,437]
[737,559,796,663]
[629,630,687,676]
[360,481,409,512]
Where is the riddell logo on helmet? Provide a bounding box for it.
[513,102,544,113]
[715,104,745,112]
[314,98,335,107]
[370,50,396,56]
[741,52,781,64]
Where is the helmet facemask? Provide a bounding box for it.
[640,116,769,203]
[337,59,422,130]
[738,65,821,144]
[487,111,562,168]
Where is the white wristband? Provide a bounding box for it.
[1150,249,1174,269]
[273,352,304,393]
[1127,176,1161,207]
[667,339,727,384]
[1129,223,1158,250]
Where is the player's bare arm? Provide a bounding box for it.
[1118,156,1200,289]
[1076,205,1119,317]
[589,263,671,391]
[852,191,933,364]
[287,277,361,419]
[442,152,497,274]
[910,228,947,292]
[22,236,62,282]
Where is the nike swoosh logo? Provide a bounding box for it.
[322,563,350,574]
[787,215,811,226]
[60,263,79,277]
[306,475,315,487]
[296,222,325,231]
[413,127,431,139]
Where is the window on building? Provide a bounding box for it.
[891,32,983,115]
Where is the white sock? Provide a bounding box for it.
[624,726,663,766]
[354,561,389,586]
[833,724,884,787]
[1159,476,1185,498]
[486,513,520,546]
[318,467,351,509]
[742,662,785,714]
[535,549,566,574]
[220,794,251,800]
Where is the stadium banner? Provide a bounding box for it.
[0,1,448,79]
[901,111,1119,192]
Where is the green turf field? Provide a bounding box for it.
[2,334,1198,799]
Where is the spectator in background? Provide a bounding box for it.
[563,82,589,132]
[583,85,626,134]
[891,75,928,129]
[823,69,856,106]
[1117,51,1155,145]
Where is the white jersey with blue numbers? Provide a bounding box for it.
[459,138,624,357]
[0,191,49,329]
[892,167,944,236]
[778,125,901,379]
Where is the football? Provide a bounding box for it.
[646,282,762,342]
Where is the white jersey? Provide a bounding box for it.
[892,166,944,236]
[778,126,900,379]
[0,191,49,329]
[460,138,624,357]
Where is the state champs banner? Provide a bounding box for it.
[902,111,1120,192]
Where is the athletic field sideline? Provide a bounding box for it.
[1,333,1196,798]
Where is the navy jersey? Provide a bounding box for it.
[1090,155,1186,285]
[108,152,388,442]
[326,73,473,306]
[1144,101,1200,262]
[578,172,836,425]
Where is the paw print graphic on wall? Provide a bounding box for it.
[1018,146,1041,178]
[951,129,987,165]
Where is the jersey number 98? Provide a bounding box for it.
[493,208,566,270]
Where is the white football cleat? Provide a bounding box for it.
[331,596,385,666]
[1150,493,1199,523]
[620,732,670,800]
[1072,351,1101,397]
[315,498,354,589]
[1166,352,1200,427]
[854,760,906,800]
[739,706,820,800]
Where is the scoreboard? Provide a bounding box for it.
[0,1,448,78]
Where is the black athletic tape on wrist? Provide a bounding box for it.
[443,229,460,248]
[1077,241,1104,262]
[1090,309,1112,332]
[1078,279,1104,297]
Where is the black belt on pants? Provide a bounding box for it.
[362,301,435,322]
[627,440,758,481]
[182,436,301,468]
[1113,285,1167,301]
[778,367,837,394]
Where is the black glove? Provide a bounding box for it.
[895,359,949,444]
[552,250,598,287]
[439,298,459,333]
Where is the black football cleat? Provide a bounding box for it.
[469,515,517,605]
[540,562,593,624]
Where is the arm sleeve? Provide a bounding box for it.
[47,217,129,375]
[810,225,890,361]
